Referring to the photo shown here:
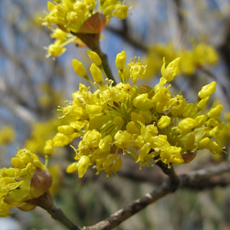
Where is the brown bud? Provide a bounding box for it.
[182,151,197,163]
[30,168,52,198]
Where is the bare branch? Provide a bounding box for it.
[83,162,230,230]
[28,192,82,230]
[155,158,180,191]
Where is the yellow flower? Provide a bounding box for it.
[87,49,102,66]
[90,63,104,83]
[0,126,15,145]
[143,42,219,78]
[0,149,51,217]
[157,116,171,129]
[43,0,129,57]
[207,104,223,118]
[115,50,126,70]
[136,143,152,163]
[128,57,147,84]
[198,81,216,99]
[47,42,66,57]
[161,57,181,82]
[54,51,225,177]
[178,118,197,134]
[72,59,87,78]
[78,156,90,178]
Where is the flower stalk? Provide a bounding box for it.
[28,191,82,230]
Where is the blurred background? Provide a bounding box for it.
[1,0,230,229]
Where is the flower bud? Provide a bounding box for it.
[195,115,206,127]
[133,94,152,109]
[87,49,102,66]
[78,156,90,178]
[90,63,103,83]
[178,118,197,134]
[66,162,78,173]
[72,59,87,78]
[207,104,223,118]
[205,118,219,127]
[114,116,124,126]
[198,81,216,99]
[47,1,55,11]
[161,57,180,82]
[53,133,69,146]
[114,130,131,149]
[58,125,75,135]
[207,140,223,154]
[30,168,52,198]
[85,105,102,114]
[99,135,113,151]
[11,157,25,169]
[115,50,126,69]
[198,137,210,149]
[103,155,122,175]
[196,97,209,110]
[208,123,225,137]
[109,157,122,173]
[157,116,171,129]
[136,143,151,163]
[126,121,139,134]
[131,112,145,124]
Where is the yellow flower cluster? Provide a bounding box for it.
[0,126,15,145]
[42,0,128,57]
[56,50,224,178]
[25,118,67,155]
[0,149,51,217]
[144,43,219,77]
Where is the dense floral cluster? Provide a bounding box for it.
[144,43,219,77]
[0,149,51,217]
[42,0,128,57]
[49,50,224,178]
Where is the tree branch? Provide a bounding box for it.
[83,162,230,230]
[155,159,180,191]
[28,192,82,230]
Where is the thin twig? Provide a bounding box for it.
[47,205,82,230]
[28,192,82,230]
[155,158,180,191]
[83,162,230,230]
[93,45,116,84]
